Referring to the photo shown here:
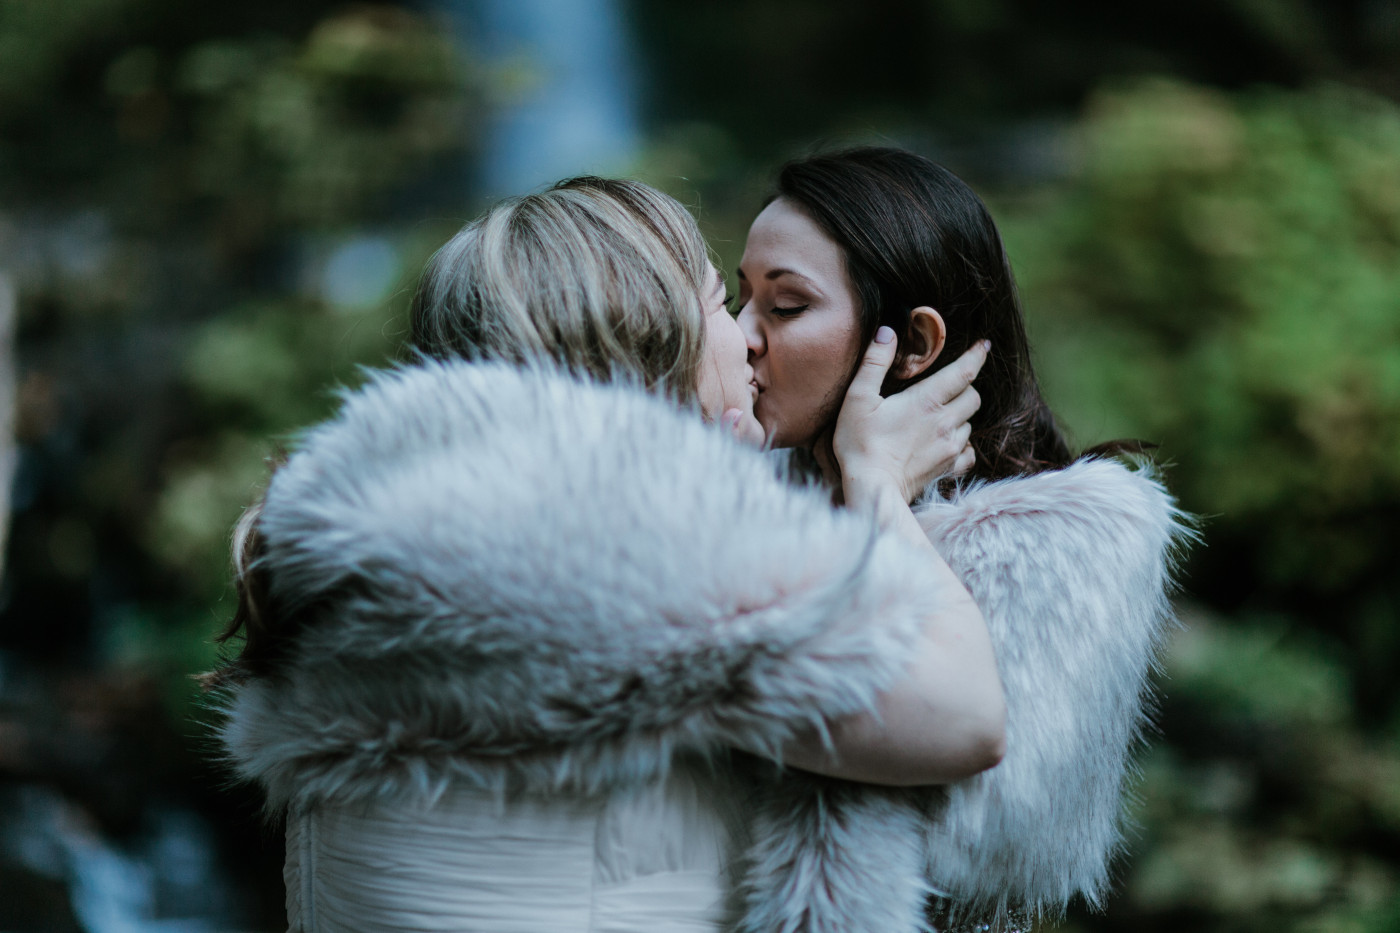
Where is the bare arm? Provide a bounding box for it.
[776,330,1005,786]
[779,476,1006,784]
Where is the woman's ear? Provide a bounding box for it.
[892,306,947,380]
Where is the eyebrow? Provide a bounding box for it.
[737,267,816,284]
[736,266,825,297]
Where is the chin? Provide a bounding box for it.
[755,411,805,451]
[763,426,799,450]
[754,413,783,448]
[757,405,803,450]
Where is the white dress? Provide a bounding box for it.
[282,766,741,933]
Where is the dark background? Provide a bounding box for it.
[2,0,1398,929]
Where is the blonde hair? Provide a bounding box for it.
[206,178,714,688]
[410,176,711,402]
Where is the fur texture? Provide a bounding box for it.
[736,457,1192,931]
[919,459,1190,920]
[221,360,947,812]
[737,767,934,933]
[220,360,1190,933]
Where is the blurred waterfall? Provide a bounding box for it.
[435,0,641,194]
[1,785,234,932]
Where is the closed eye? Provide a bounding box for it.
[771,304,809,317]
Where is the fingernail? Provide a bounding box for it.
[982,339,992,352]
[875,326,895,345]
[721,409,741,432]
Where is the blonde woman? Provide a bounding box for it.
[213,177,1005,932]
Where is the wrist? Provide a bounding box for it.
[842,468,908,514]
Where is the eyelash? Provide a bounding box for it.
[771,304,809,318]
[727,287,808,317]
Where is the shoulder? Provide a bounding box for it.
[911,457,1194,916]
[919,457,1189,550]
[256,358,942,678]
[915,457,1194,600]
[260,360,825,614]
[267,359,739,517]
[224,362,949,808]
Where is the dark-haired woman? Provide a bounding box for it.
[731,147,1193,932]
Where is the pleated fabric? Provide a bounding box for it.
[284,768,737,933]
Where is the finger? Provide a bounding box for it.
[953,444,977,476]
[951,421,973,451]
[962,339,992,380]
[721,409,765,447]
[943,339,990,393]
[846,326,898,406]
[903,339,990,408]
[810,425,844,491]
[942,385,981,425]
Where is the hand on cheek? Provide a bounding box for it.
[722,408,767,447]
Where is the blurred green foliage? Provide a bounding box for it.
[3,0,476,685]
[171,11,468,227]
[996,79,1400,932]
[998,79,1400,732]
[1007,81,1400,584]
[3,1,1400,930]
[2,5,480,921]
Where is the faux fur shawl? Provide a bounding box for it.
[739,456,1191,933]
[220,360,1190,933]
[221,360,950,811]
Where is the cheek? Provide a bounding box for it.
[722,318,749,376]
[757,319,862,446]
[700,313,752,413]
[711,318,746,389]
[773,322,861,400]
[695,320,725,416]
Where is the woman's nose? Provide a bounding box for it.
[737,303,764,358]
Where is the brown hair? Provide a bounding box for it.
[772,147,1074,480]
[201,496,281,688]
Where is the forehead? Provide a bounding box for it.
[743,199,843,272]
